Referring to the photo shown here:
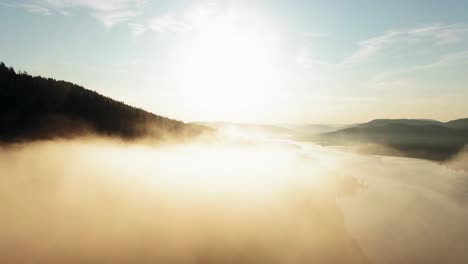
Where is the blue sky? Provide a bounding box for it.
[1,0,468,123]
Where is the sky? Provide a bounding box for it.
[1,0,468,124]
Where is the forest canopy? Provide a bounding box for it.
[0,62,206,142]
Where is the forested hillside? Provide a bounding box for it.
[319,119,468,161]
[0,62,205,142]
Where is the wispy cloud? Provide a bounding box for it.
[407,24,468,45]
[345,30,400,64]
[345,24,468,64]
[9,0,146,27]
[140,2,248,35]
[94,9,140,28]
[20,3,53,15]
[295,24,468,71]
[294,23,468,96]
[121,3,220,36]
[372,50,468,82]
[128,22,146,36]
[147,13,191,33]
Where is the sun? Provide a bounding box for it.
[170,8,281,122]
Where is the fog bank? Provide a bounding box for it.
[0,139,368,263]
[1,138,468,263]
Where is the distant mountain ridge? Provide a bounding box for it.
[363,119,443,126]
[355,118,468,129]
[319,118,468,161]
[445,118,468,129]
[0,62,206,142]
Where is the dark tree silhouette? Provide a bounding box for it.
[0,62,206,142]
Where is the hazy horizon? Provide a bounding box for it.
[1,0,468,124]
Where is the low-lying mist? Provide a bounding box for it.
[1,134,468,263]
[446,146,468,171]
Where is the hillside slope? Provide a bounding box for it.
[0,62,206,142]
[445,118,468,129]
[319,119,468,161]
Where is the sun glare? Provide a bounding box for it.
[171,8,281,122]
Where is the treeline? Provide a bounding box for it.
[0,62,204,142]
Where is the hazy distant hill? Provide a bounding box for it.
[290,123,358,141]
[445,118,468,130]
[319,119,468,161]
[0,62,206,142]
[196,122,356,141]
[361,119,443,127]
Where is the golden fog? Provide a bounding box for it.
[1,135,468,263]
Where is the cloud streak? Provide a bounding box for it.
[146,13,192,33]
[135,2,256,35]
[345,24,468,64]
[10,0,146,27]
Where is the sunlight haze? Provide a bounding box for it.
[1,0,467,123]
[2,1,468,263]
